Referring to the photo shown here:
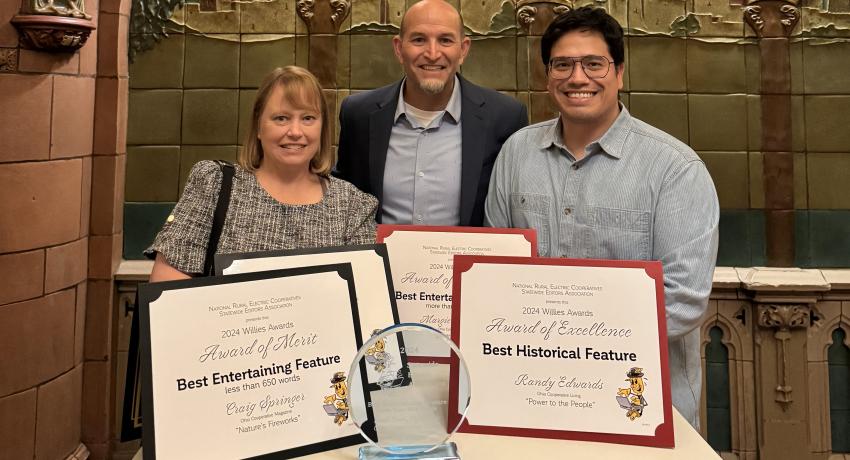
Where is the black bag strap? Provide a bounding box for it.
[203,161,235,276]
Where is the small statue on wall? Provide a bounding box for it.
[31,0,92,20]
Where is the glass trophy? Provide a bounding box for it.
[347,323,471,460]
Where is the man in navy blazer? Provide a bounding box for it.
[335,0,528,227]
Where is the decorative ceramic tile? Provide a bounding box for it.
[628,0,686,35]
[335,89,350,142]
[295,35,309,68]
[807,153,850,209]
[184,34,240,88]
[749,152,764,208]
[794,210,810,267]
[698,151,750,209]
[460,0,507,35]
[237,89,258,144]
[689,0,746,37]
[686,40,746,93]
[802,7,850,39]
[337,34,351,89]
[628,93,688,144]
[241,0,297,34]
[748,95,806,152]
[608,0,629,31]
[125,146,180,202]
[129,34,185,89]
[0,48,17,72]
[350,35,402,89]
[513,91,530,117]
[239,35,296,88]
[803,40,850,94]
[530,91,557,124]
[308,35,341,88]
[717,210,766,267]
[794,152,807,209]
[516,36,529,90]
[804,96,850,152]
[806,210,850,267]
[628,36,686,92]
[184,2,240,34]
[688,94,748,151]
[744,43,760,94]
[123,203,174,259]
[127,90,183,145]
[528,36,546,91]
[618,92,629,110]
[179,145,239,191]
[182,89,239,144]
[789,41,803,95]
[351,0,405,29]
[462,36,517,91]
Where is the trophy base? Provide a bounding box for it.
[358,442,460,459]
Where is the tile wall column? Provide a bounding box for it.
[0,0,129,458]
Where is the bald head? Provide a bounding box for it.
[399,0,465,38]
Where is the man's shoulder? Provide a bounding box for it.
[342,81,401,111]
[625,115,700,163]
[507,118,558,143]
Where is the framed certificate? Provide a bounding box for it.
[216,244,411,390]
[448,256,674,448]
[376,225,537,360]
[138,264,376,459]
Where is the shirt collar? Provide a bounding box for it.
[538,104,633,160]
[394,75,462,125]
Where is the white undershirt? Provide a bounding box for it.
[404,102,443,128]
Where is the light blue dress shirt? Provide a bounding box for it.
[381,77,463,225]
[485,107,720,428]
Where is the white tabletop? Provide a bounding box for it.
[299,407,719,460]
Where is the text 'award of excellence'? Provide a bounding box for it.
[347,323,471,460]
[449,256,675,448]
[137,264,375,459]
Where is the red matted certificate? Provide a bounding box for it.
[448,256,674,448]
[376,225,537,360]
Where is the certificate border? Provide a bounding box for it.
[215,243,412,389]
[376,225,538,363]
[448,256,674,448]
[138,264,376,460]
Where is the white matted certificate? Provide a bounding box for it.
[376,225,537,360]
[138,264,376,460]
[448,256,674,448]
[215,244,411,389]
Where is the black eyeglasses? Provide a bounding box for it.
[548,55,614,79]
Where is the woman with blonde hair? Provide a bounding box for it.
[146,66,377,282]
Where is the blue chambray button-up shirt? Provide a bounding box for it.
[381,77,463,225]
[485,107,719,428]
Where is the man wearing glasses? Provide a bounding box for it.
[484,6,719,429]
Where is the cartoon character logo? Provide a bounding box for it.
[365,329,389,372]
[616,367,648,421]
[323,371,349,425]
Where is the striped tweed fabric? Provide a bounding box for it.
[146,160,378,275]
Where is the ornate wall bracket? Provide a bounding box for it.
[757,304,810,410]
[743,0,800,37]
[11,15,95,52]
[514,0,571,35]
[12,0,96,52]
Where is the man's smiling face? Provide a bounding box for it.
[547,28,623,131]
[393,0,470,100]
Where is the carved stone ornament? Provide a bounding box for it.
[296,0,315,21]
[757,304,810,410]
[329,0,350,27]
[11,15,95,52]
[514,0,572,32]
[743,0,800,37]
[0,48,17,72]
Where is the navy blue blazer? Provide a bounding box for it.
[335,75,528,226]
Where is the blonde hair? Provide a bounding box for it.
[239,66,333,176]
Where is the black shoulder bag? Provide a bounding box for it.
[202,160,235,276]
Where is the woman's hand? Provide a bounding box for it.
[149,253,191,282]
